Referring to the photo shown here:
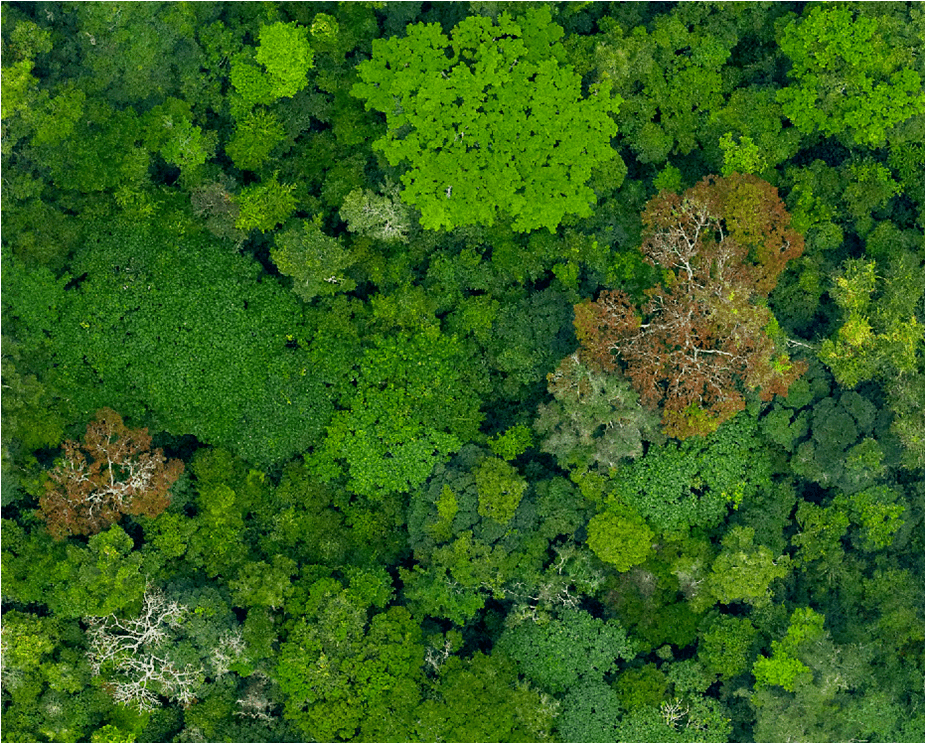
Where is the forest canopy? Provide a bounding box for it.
[1,2,923,743]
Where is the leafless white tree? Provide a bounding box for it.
[86,588,204,711]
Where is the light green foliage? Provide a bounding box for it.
[254,22,314,99]
[698,615,758,679]
[615,665,669,710]
[3,521,149,621]
[719,133,767,177]
[234,175,298,232]
[154,454,243,575]
[143,98,215,177]
[833,485,906,551]
[488,424,534,461]
[311,327,485,498]
[612,696,732,743]
[225,109,287,171]
[498,608,635,694]
[535,355,662,474]
[339,181,413,244]
[710,87,803,173]
[27,224,334,466]
[707,526,790,607]
[776,5,924,147]
[474,457,528,525]
[607,412,772,534]
[399,562,489,626]
[229,555,298,610]
[1,606,105,742]
[586,508,654,572]
[820,256,924,389]
[0,11,51,128]
[414,652,556,742]
[783,158,846,237]
[1,338,66,502]
[90,725,137,743]
[352,8,619,232]
[753,607,824,692]
[270,217,358,301]
[186,482,248,579]
[276,579,424,742]
[231,21,313,109]
[652,164,684,194]
[427,485,459,543]
[791,501,849,571]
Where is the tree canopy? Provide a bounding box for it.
[1,3,922,743]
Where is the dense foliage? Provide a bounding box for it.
[1,3,923,743]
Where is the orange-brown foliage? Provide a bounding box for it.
[38,408,184,540]
[575,174,806,438]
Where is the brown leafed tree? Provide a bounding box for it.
[575,174,806,439]
[38,408,184,540]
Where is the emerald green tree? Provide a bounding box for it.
[604,411,773,534]
[706,526,791,607]
[413,651,557,742]
[473,456,528,526]
[697,615,759,680]
[352,7,619,232]
[270,217,358,302]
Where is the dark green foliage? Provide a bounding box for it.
[483,287,578,401]
[414,651,557,742]
[498,608,635,694]
[556,681,623,743]
[309,327,486,498]
[5,223,335,466]
[606,412,773,534]
[789,391,893,493]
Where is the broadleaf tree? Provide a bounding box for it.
[352,7,620,232]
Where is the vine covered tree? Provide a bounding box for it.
[38,409,184,540]
[575,173,806,438]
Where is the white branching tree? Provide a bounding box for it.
[86,589,204,711]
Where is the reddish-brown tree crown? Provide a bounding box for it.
[38,408,184,540]
[575,174,806,439]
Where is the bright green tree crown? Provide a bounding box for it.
[352,8,620,232]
